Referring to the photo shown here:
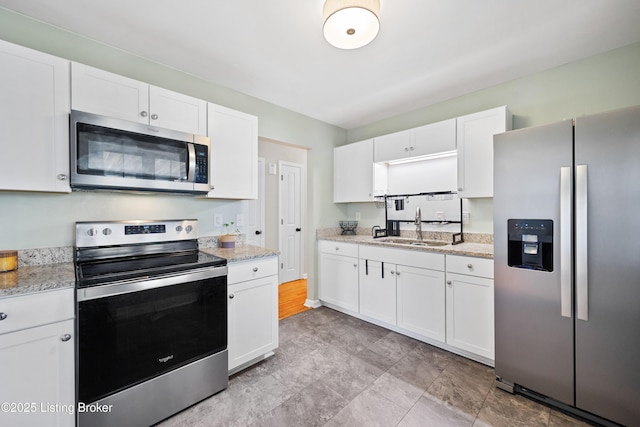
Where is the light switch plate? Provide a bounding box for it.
[214,214,223,227]
[236,213,245,227]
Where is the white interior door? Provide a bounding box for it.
[244,158,265,247]
[279,161,303,283]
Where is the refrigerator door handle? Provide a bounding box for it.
[560,167,572,318]
[576,164,589,321]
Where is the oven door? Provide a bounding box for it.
[77,267,227,404]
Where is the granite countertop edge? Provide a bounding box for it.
[317,234,494,259]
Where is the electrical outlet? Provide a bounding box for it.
[214,214,223,227]
[236,213,245,227]
[462,211,470,225]
[436,211,445,221]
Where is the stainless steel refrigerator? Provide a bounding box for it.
[493,105,640,427]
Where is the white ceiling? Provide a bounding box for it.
[2,0,640,129]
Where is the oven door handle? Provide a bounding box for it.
[77,266,227,302]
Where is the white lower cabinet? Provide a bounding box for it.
[318,240,495,365]
[318,241,359,313]
[396,264,446,343]
[359,245,445,338]
[227,257,279,373]
[359,259,396,325]
[445,255,495,361]
[0,289,75,427]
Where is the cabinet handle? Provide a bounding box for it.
[60,334,72,342]
[57,174,68,181]
[390,270,396,275]
[447,280,452,286]
[252,267,259,272]
[404,147,409,152]
[467,264,473,269]
[396,271,401,276]
[140,111,148,117]
[151,113,158,120]
[229,293,235,299]
[409,146,415,151]
[0,313,7,321]
[335,247,339,251]
[353,264,357,268]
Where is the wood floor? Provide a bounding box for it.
[278,278,311,320]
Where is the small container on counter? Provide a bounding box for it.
[0,250,18,272]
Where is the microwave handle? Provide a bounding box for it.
[187,143,196,182]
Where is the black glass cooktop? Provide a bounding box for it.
[75,241,226,288]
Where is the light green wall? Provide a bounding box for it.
[345,41,640,233]
[0,7,348,298]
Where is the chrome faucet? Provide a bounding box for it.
[415,207,423,241]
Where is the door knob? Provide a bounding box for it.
[255,230,262,235]
[229,293,235,299]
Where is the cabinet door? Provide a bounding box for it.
[334,139,374,202]
[207,103,258,199]
[412,118,456,157]
[319,253,359,312]
[396,265,445,342]
[71,62,149,125]
[446,272,494,360]
[0,40,70,193]
[228,275,278,371]
[456,106,511,198]
[359,260,396,325]
[373,129,413,162]
[149,86,207,135]
[0,319,75,427]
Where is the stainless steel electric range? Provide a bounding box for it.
[74,219,228,427]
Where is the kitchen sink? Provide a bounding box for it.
[380,238,449,247]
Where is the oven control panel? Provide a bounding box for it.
[76,220,198,248]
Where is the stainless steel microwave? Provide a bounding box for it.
[70,110,210,194]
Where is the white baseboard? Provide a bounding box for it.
[304,299,321,309]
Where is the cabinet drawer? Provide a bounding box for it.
[318,241,359,258]
[228,257,278,284]
[0,288,74,335]
[446,255,493,279]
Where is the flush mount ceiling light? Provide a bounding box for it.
[323,0,380,49]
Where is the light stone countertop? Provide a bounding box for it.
[0,262,75,298]
[201,244,279,262]
[317,229,493,259]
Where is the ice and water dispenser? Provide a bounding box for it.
[507,219,553,272]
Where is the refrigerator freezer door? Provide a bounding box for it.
[494,120,574,405]
[574,106,640,426]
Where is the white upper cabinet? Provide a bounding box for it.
[374,118,456,163]
[412,118,457,156]
[71,63,207,135]
[148,85,207,135]
[334,139,375,203]
[71,63,148,124]
[373,129,413,162]
[206,103,258,199]
[456,106,512,198]
[0,40,71,193]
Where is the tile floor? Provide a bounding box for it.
[158,307,593,427]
